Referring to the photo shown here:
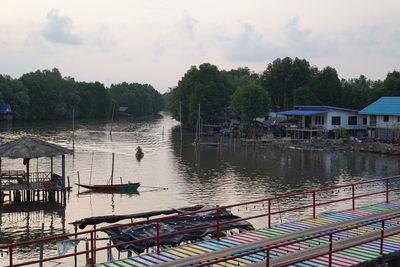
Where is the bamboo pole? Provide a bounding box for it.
[110,153,114,185]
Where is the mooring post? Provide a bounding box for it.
[39,223,44,267]
[74,225,78,267]
[61,155,65,189]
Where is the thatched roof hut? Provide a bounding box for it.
[0,136,72,187]
[0,136,72,159]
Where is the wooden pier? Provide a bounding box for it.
[100,201,400,267]
[0,170,69,204]
[3,176,400,267]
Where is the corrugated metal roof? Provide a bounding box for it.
[294,105,358,113]
[359,97,400,115]
[279,110,328,116]
[0,104,11,113]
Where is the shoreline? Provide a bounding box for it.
[239,138,400,155]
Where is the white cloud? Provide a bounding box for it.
[219,23,281,62]
[41,9,82,45]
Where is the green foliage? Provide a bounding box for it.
[169,63,235,127]
[334,126,351,139]
[261,57,313,110]
[109,83,163,116]
[0,68,161,121]
[231,85,270,123]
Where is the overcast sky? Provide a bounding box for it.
[1,0,399,93]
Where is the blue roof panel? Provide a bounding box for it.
[359,97,400,115]
[0,104,11,113]
[279,110,328,116]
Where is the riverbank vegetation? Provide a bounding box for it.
[0,68,163,120]
[168,57,400,127]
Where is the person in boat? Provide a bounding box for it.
[136,146,143,154]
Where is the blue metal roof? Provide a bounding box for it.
[359,97,400,115]
[294,105,358,113]
[279,110,328,116]
[0,104,11,113]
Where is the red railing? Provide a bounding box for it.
[1,175,400,266]
[199,213,400,267]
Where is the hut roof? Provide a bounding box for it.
[0,136,72,159]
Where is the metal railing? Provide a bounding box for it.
[0,172,61,191]
[199,213,400,267]
[1,175,400,266]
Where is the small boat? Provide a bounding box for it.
[136,150,144,159]
[76,152,140,193]
[135,146,144,160]
[76,182,140,192]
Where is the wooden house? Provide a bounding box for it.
[359,97,400,139]
[279,105,367,138]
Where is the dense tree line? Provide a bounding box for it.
[0,68,163,120]
[167,58,400,127]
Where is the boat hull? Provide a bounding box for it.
[76,183,140,192]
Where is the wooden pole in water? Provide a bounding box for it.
[110,104,115,136]
[89,152,94,185]
[39,223,44,267]
[72,106,75,153]
[179,101,182,140]
[110,153,115,185]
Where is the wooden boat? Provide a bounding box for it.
[75,182,140,192]
[136,150,144,159]
[76,152,140,193]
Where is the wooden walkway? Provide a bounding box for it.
[96,200,400,267]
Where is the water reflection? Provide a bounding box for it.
[0,112,399,265]
[169,125,400,204]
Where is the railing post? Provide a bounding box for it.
[380,220,385,255]
[328,233,333,266]
[90,231,95,267]
[216,207,221,240]
[9,246,13,267]
[386,179,389,203]
[352,184,355,210]
[265,247,270,267]
[156,219,160,254]
[268,200,271,228]
[312,192,316,219]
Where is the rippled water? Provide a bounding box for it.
[1,112,399,265]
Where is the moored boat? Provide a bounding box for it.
[75,182,140,192]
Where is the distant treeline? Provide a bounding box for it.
[167,57,400,127]
[0,68,163,120]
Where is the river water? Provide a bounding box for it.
[0,112,400,265]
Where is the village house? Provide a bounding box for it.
[279,105,367,138]
[0,104,12,120]
[359,97,400,139]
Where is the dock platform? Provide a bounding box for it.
[96,201,400,267]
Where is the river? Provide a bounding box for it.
[0,112,399,265]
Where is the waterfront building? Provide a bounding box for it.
[359,97,400,139]
[279,105,367,138]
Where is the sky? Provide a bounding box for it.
[1,0,399,93]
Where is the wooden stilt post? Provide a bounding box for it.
[62,155,65,189]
